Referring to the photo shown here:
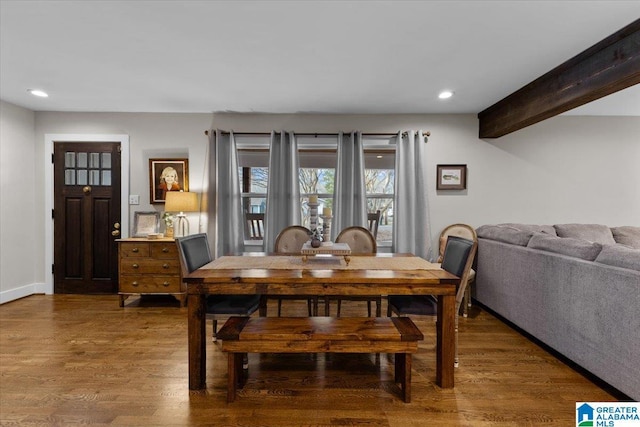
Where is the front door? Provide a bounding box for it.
[53,142,121,293]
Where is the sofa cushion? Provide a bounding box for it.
[476,225,534,246]
[527,234,603,260]
[553,223,616,245]
[499,223,557,235]
[611,226,640,249]
[595,244,640,271]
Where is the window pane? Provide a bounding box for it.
[65,169,76,185]
[65,152,75,168]
[89,170,100,185]
[89,153,100,168]
[102,170,112,186]
[77,169,88,185]
[77,152,87,168]
[102,153,111,169]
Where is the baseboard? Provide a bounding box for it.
[0,283,46,304]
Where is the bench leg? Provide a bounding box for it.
[227,353,237,403]
[394,353,412,403]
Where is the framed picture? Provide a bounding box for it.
[436,164,467,190]
[149,158,189,204]
[133,211,160,237]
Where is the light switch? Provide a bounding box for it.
[129,195,140,205]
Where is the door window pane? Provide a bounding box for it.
[89,170,100,185]
[101,153,111,169]
[65,152,76,168]
[102,170,111,186]
[89,153,101,168]
[77,152,88,168]
[65,169,76,185]
[77,169,88,185]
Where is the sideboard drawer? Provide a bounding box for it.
[119,275,182,293]
[120,242,150,257]
[120,259,180,274]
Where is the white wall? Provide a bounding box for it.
[1,109,637,302]
[0,101,39,302]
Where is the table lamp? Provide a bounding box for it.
[165,191,198,238]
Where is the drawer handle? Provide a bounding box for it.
[162,281,170,287]
[132,263,139,269]
[162,263,169,269]
[132,248,139,253]
[162,247,169,253]
[132,281,139,287]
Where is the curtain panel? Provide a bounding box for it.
[263,131,302,251]
[332,131,367,240]
[206,130,244,258]
[393,130,432,260]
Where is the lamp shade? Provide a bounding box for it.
[165,191,198,212]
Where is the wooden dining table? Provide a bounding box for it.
[183,252,460,391]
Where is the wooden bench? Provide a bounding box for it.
[217,316,424,403]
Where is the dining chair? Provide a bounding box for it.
[435,224,477,317]
[367,210,381,239]
[245,212,265,240]
[175,233,261,342]
[271,225,319,316]
[387,235,477,367]
[328,226,381,317]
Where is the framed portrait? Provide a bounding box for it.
[436,164,467,190]
[133,211,160,237]
[149,158,189,204]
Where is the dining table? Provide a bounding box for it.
[183,252,460,391]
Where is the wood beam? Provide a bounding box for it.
[478,18,640,139]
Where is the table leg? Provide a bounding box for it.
[436,294,455,388]
[188,293,207,390]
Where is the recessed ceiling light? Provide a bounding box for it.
[438,90,453,100]
[28,89,48,98]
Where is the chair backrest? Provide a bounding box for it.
[441,235,478,306]
[367,210,381,239]
[245,213,265,240]
[335,226,377,254]
[437,223,477,262]
[274,226,311,253]
[175,233,213,274]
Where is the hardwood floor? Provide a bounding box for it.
[0,294,619,426]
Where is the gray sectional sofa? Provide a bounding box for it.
[474,223,640,400]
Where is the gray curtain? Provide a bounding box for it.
[263,131,301,251]
[393,130,432,260]
[206,130,244,258]
[333,131,367,240]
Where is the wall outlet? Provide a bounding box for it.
[129,195,140,205]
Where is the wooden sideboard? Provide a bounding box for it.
[117,238,185,307]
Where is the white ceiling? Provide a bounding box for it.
[1,1,639,116]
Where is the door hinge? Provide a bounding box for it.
[51,153,55,163]
[117,144,122,153]
[52,264,55,274]
[52,209,55,219]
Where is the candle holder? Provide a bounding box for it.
[320,215,332,244]
[309,202,319,232]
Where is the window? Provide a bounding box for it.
[298,141,337,229]
[364,146,395,245]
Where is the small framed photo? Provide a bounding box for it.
[149,158,189,204]
[133,211,160,237]
[436,164,467,190]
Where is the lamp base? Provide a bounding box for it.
[174,213,190,238]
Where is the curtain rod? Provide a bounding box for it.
[204,130,430,139]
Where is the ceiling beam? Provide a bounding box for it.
[478,18,640,139]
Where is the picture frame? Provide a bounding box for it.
[133,211,160,237]
[149,158,189,204]
[436,164,467,190]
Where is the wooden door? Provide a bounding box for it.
[53,142,122,293]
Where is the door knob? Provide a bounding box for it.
[114,223,121,229]
[83,186,91,194]
[111,230,120,236]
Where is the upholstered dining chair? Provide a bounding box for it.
[272,225,318,316]
[176,233,261,342]
[387,235,477,367]
[436,224,477,317]
[367,210,381,240]
[328,226,381,317]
